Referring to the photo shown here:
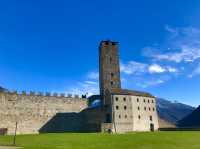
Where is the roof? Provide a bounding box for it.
[110,88,154,98]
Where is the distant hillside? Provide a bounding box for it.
[0,86,6,92]
[177,106,200,127]
[156,98,195,124]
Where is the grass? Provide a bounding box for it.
[0,132,200,149]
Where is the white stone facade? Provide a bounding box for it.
[112,94,159,133]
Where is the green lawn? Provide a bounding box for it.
[0,132,200,149]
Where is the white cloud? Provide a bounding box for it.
[65,81,99,97]
[188,63,200,78]
[87,71,99,80]
[148,64,166,73]
[152,46,200,63]
[167,66,178,73]
[120,61,147,75]
[121,61,177,75]
[136,79,165,88]
[144,26,200,63]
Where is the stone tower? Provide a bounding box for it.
[99,40,121,105]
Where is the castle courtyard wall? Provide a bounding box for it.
[0,92,87,135]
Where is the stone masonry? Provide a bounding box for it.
[0,91,87,134]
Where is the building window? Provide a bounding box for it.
[138,106,140,110]
[125,115,127,118]
[143,99,146,103]
[138,115,141,119]
[110,57,112,63]
[124,106,127,110]
[152,100,154,103]
[110,81,113,86]
[144,107,146,111]
[137,98,139,102]
[148,100,150,103]
[153,108,155,111]
[123,97,126,101]
[105,41,109,45]
[149,107,151,111]
[119,115,121,119]
[111,73,114,78]
[115,97,119,101]
[150,116,153,121]
[116,106,119,110]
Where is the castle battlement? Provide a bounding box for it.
[0,90,86,100]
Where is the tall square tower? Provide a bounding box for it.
[99,40,121,105]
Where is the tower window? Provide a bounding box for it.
[137,98,139,102]
[148,100,150,103]
[149,107,151,111]
[144,107,146,111]
[143,99,146,103]
[111,73,114,78]
[110,81,113,86]
[110,57,112,63]
[119,115,121,119]
[138,106,140,110]
[153,108,155,111]
[152,100,154,103]
[116,106,119,110]
[125,115,127,118]
[105,41,109,45]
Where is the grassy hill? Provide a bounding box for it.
[0,132,200,149]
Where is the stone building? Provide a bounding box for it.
[99,41,159,133]
[0,40,158,134]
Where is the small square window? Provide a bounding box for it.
[111,73,114,78]
[115,97,119,101]
[150,116,153,121]
[138,115,141,119]
[124,106,127,110]
[111,81,113,86]
[116,106,119,110]
[110,57,112,63]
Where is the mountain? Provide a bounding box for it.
[156,98,195,124]
[177,106,200,127]
[0,86,6,92]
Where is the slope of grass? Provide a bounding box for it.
[0,132,200,149]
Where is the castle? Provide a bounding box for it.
[0,40,159,134]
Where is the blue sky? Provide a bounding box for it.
[0,0,200,106]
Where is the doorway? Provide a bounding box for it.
[150,123,154,131]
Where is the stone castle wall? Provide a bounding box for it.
[0,91,88,135]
